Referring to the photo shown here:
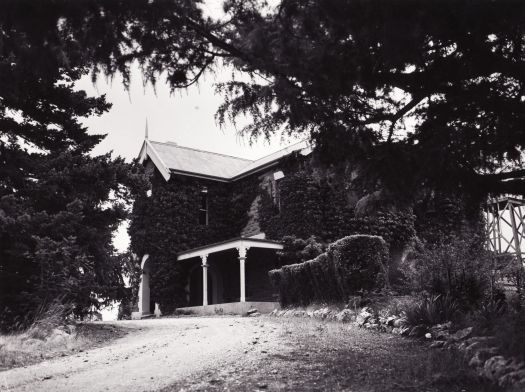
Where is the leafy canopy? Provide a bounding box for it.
[82,0,525,198]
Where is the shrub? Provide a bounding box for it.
[269,268,289,306]
[467,297,507,335]
[117,299,132,320]
[277,235,326,266]
[316,253,344,302]
[403,294,460,328]
[493,305,525,362]
[304,256,340,303]
[291,262,315,305]
[404,233,496,310]
[328,235,388,299]
[268,234,387,306]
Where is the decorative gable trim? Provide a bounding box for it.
[138,140,171,181]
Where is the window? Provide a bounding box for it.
[268,179,281,212]
[199,187,208,225]
[272,171,284,212]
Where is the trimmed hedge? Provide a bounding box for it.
[328,235,388,298]
[269,235,388,306]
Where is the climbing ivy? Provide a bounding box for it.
[128,171,260,312]
[259,167,416,251]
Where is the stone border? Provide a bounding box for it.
[269,306,525,389]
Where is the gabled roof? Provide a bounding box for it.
[138,138,311,182]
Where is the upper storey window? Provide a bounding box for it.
[270,171,285,212]
[199,187,208,225]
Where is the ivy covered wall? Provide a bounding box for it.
[128,167,260,312]
[258,158,416,251]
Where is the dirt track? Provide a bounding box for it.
[1,317,281,392]
[0,316,500,392]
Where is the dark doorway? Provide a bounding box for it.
[189,267,213,306]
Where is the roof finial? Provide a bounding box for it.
[145,118,149,140]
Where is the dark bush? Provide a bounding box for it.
[268,235,387,306]
[328,235,388,299]
[493,303,525,362]
[405,234,495,310]
[268,269,285,305]
[117,299,132,320]
[290,262,315,305]
[277,235,326,266]
[304,255,340,303]
[316,253,344,302]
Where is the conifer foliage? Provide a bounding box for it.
[0,1,147,330]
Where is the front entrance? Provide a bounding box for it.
[189,267,213,306]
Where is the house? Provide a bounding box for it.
[132,136,313,318]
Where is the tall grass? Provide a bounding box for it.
[0,302,78,369]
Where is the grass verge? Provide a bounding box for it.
[0,323,126,370]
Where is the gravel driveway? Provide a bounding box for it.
[1,317,282,392]
[0,316,500,392]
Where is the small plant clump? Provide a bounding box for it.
[402,294,460,328]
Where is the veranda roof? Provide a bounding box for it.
[177,237,283,260]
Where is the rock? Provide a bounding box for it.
[248,311,261,317]
[498,369,525,388]
[247,308,258,315]
[363,322,379,330]
[464,341,483,357]
[355,307,373,326]
[293,310,307,317]
[468,347,500,369]
[469,352,485,368]
[386,316,396,326]
[430,324,450,340]
[346,296,362,309]
[449,327,473,341]
[465,336,496,346]
[409,325,428,338]
[336,309,355,323]
[46,331,69,345]
[483,356,510,382]
[430,340,446,349]
[393,318,404,328]
[312,308,332,319]
[52,328,68,337]
[469,347,498,365]
[424,333,432,339]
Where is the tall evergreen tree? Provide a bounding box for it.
[0,1,147,329]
